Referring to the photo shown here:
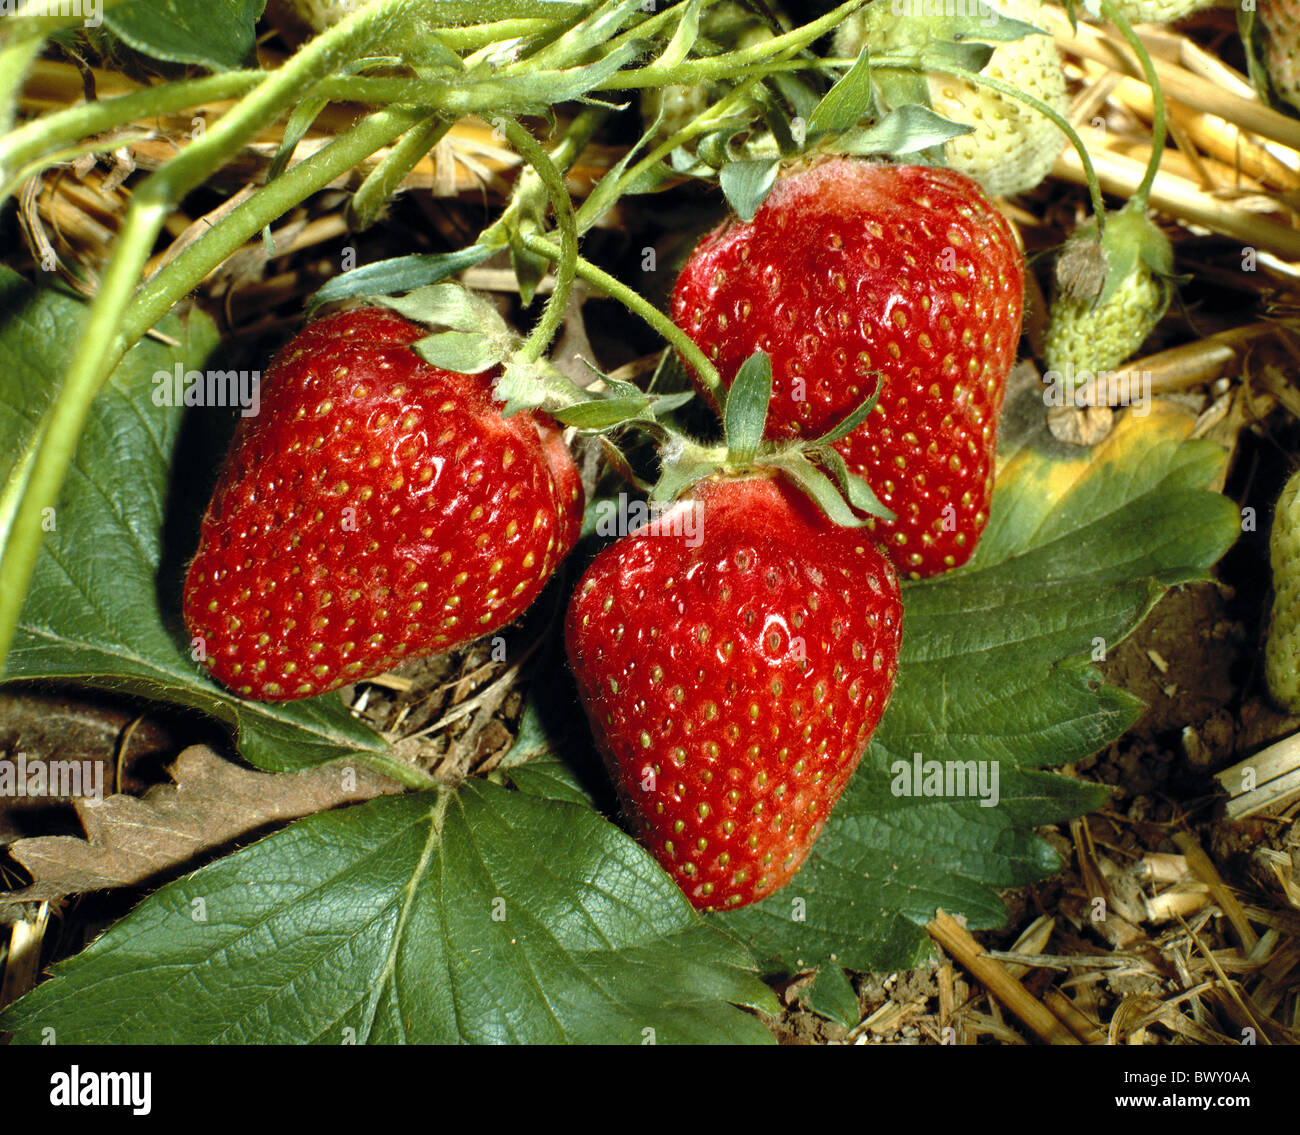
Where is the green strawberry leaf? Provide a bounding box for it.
[1,783,777,1044]
[104,0,267,72]
[307,246,495,310]
[837,104,974,158]
[723,350,773,464]
[941,13,1048,44]
[413,330,505,374]
[718,159,780,223]
[921,40,996,73]
[806,47,874,140]
[0,269,396,775]
[713,410,1241,975]
[497,695,601,807]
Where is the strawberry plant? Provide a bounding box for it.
[0,0,1268,1047]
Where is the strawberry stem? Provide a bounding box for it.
[607,0,866,90]
[519,232,726,406]
[347,113,453,233]
[124,107,426,346]
[1098,0,1167,210]
[482,106,606,251]
[0,71,266,199]
[495,117,580,366]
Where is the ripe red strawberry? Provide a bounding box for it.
[565,474,903,912]
[184,306,583,701]
[670,158,1025,578]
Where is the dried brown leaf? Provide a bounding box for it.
[0,745,404,909]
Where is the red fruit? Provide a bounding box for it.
[565,474,903,912]
[184,307,583,701]
[670,158,1025,578]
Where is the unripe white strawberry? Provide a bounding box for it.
[269,0,372,35]
[1044,204,1173,376]
[835,0,1068,197]
[1267,468,1300,712]
[1106,0,1222,23]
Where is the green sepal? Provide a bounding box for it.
[494,357,588,418]
[808,375,885,448]
[806,47,874,141]
[719,160,780,223]
[837,104,974,158]
[771,451,867,529]
[723,351,773,466]
[374,281,506,334]
[811,445,895,522]
[306,245,494,310]
[650,439,726,507]
[414,330,505,374]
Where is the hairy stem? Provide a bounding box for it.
[498,118,580,365]
[1098,0,1166,208]
[521,234,723,406]
[347,113,452,232]
[124,108,424,347]
[0,71,266,180]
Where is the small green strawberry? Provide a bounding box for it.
[835,0,1069,197]
[1267,467,1300,712]
[1043,202,1173,378]
[1254,0,1300,114]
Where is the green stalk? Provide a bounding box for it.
[602,0,864,90]
[1098,0,1166,208]
[0,0,436,674]
[572,71,768,235]
[435,17,567,50]
[123,108,424,350]
[347,113,452,232]
[498,118,580,365]
[0,71,266,182]
[481,105,605,248]
[0,35,44,141]
[521,234,724,406]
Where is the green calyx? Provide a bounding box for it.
[650,350,896,529]
[1045,203,1176,376]
[1057,200,1173,312]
